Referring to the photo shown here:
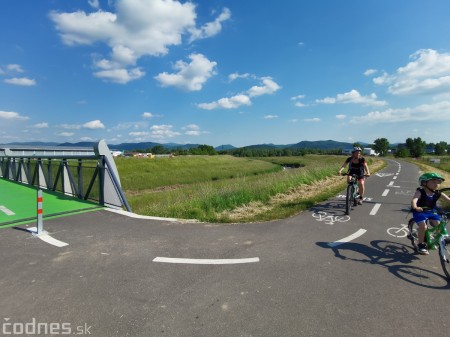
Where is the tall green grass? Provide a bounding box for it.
[117,155,348,222]
[116,155,281,191]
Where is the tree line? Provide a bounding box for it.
[371,137,449,158]
[131,138,449,158]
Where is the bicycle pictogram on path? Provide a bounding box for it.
[386,224,409,238]
[312,211,350,225]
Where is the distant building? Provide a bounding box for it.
[363,148,378,156]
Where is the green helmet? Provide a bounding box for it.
[419,172,445,185]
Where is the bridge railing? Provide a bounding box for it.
[0,140,131,211]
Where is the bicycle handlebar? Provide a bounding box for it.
[417,207,450,217]
[340,173,370,177]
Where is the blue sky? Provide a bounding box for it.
[2,0,450,147]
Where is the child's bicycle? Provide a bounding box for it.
[407,199,450,281]
[342,173,368,215]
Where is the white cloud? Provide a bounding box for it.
[291,94,307,107]
[197,94,251,110]
[88,0,100,9]
[49,0,229,84]
[150,124,181,139]
[83,120,105,129]
[364,69,377,76]
[0,111,29,121]
[155,53,217,91]
[94,67,145,84]
[188,7,231,42]
[182,124,207,136]
[6,64,24,73]
[373,49,450,96]
[32,122,49,128]
[247,77,281,97]
[197,76,281,110]
[291,94,305,100]
[57,132,75,137]
[228,72,251,81]
[264,115,278,119]
[4,77,36,86]
[316,89,387,107]
[350,101,450,123]
[304,118,320,122]
[129,131,149,137]
[142,112,154,119]
[60,124,82,130]
[336,114,346,119]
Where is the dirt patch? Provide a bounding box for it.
[126,184,185,196]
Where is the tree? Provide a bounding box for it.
[373,138,390,156]
[395,147,410,158]
[434,141,448,155]
[405,137,426,158]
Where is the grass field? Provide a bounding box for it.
[116,155,384,223]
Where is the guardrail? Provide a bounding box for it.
[0,140,131,211]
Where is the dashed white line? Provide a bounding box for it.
[370,203,382,215]
[382,189,390,197]
[153,257,260,265]
[328,229,367,247]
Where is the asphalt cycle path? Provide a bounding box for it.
[0,159,449,337]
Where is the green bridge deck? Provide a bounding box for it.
[0,179,103,228]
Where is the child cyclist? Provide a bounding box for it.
[411,172,450,255]
[338,147,370,204]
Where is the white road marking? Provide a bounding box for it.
[370,203,382,215]
[105,208,186,222]
[387,181,400,188]
[27,227,69,247]
[0,205,15,216]
[328,229,367,247]
[153,257,260,265]
[382,189,390,197]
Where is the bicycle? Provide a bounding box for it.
[407,194,450,280]
[342,173,367,215]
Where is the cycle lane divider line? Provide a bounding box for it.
[328,229,367,247]
[153,257,260,265]
[370,203,382,215]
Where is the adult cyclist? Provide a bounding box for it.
[411,172,450,254]
[338,147,371,205]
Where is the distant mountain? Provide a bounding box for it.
[215,144,236,151]
[289,140,355,150]
[1,140,370,151]
[241,143,286,150]
[1,141,60,147]
[58,142,96,148]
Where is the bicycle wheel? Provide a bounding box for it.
[345,185,352,215]
[407,218,418,247]
[438,237,450,280]
[353,185,358,206]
